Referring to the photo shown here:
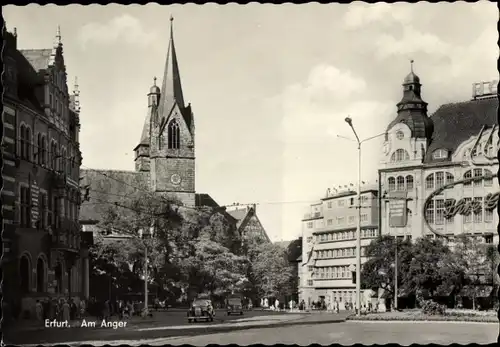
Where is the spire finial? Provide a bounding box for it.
[410,59,414,73]
[56,25,61,44]
[170,15,174,22]
[153,76,157,86]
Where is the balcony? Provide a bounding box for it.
[303,212,323,220]
[50,218,81,253]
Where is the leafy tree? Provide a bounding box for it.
[252,243,295,300]
[402,237,452,300]
[361,235,413,299]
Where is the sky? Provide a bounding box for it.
[4,2,498,242]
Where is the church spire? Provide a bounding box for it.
[158,15,185,121]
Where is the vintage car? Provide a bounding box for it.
[226,295,244,315]
[187,299,215,322]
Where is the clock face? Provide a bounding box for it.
[396,131,404,140]
[170,174,181,185]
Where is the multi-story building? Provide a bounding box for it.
[298,184,379,309]
[2,26,87,320]
[379,66,498,244]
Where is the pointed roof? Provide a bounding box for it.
[138,98,158,147]
[158,16,185,122]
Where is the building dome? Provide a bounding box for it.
[403,71,420,85]
[150,85,160,94]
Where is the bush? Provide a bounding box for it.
[347,313,497,323]
[420,299,446,316]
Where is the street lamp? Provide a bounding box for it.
[139,226,154,317]
[341,116,387,316]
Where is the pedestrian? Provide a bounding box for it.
[62,299,70,321]
[35,300,44,321]
[275,299,280,312]
[289,299,293,311]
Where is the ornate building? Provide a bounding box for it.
[2,26,86,320]
[226,205,271,244]
[379,65,498,244]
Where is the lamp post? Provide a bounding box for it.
[139,226,153,317]
[342,117,387,316]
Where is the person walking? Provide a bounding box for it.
[62,299,70,321]
[35,300,44,321]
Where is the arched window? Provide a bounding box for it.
[51,141,58,170]
[37,256,46,292]
[20,255,31,293]
[41,136,47,165]
[425,174,434,190]
[396,176,405,191]
[484,169,493,187]
[435,172,444,188]
[463,170,472,187]
[168,120,180,149]
[388,177,396,192]
[25,126,32,161]
[390,149,410,162]
[405,175,414,190]
[37,133,42,164]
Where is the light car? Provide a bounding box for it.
[187,299,215,322]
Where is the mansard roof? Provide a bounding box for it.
[424,96,498,163]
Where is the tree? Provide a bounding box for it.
[402,237,452,300]
[361,235,413,300]
[252,243,295,300]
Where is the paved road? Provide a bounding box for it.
[142,321,499,346]
[4,309,321,345]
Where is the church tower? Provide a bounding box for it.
[134,17,196,206]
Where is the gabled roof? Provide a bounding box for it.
[424,96,498,163]
[226,208,250,229]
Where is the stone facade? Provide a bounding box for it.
[2,26,87,321]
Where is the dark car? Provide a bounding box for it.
[226,297,244,315]
[187,299,215,323]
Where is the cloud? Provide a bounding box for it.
[78,14,158,49]
[343,3,413,29]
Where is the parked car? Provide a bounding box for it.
[226,296,244,315]
[187,299,215,323]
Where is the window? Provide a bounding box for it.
[61,148,67,174]
[361,214,368,222]
[396,176,405,191]
[391,149,410,162]
[432,149,448,160]
[485,235,493,244]
[473,169,482,187]
[51,141,58,170]
[337,217,345,225]
[396,131,404,140]
[41,136,47,165]
[37,133,43,164]
[435,172,444,189]
[425,200,434,224]
[463,198,472,224]
[473,197,483,223]
[446,173,454,185]
[327,201,332,208]
[47,194,53,227]
[306,222,313,229]
[361,247,366,256]
[348,216,355,224]
[39,192,47,229]
[53,196,60,228]
[388,177,396,191]
[406,175,414,190]
[327,219,333,226]
[307,236,312,243]
[19,125,32,160]
[307,280,313,286]
[485,206,494,223]
[20,186,32,228]
[168,120,180,149]
[425,174,434,190]
[463,170,472,187]
[435,199,445,225]
[484,169,493,186]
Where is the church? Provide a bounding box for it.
[79,18,271,244]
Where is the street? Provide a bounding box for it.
[132,321,499,346]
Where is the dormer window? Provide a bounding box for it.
[432,149,448,160]
[396,131,404,140]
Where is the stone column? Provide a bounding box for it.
[81,248,90,299]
